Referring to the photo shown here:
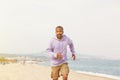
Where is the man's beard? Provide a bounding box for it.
[56,34,63,39]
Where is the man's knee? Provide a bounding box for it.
[62,74,68,80]
[53,79,58,80]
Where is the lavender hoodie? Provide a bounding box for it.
[46,35,75,66]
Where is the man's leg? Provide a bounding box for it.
[53,79,58,80]
[62,74,68,80]
[51,66,60,80]
[60,63,69,80]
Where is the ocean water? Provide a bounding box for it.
[32,53,120,78]
[68,58,120,78]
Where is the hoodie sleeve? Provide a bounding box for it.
[68,37,75,54]
[46,39,57,58]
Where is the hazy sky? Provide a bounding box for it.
[0,0,120,58]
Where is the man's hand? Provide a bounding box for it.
[57,52,63,59]
[72,54,76,60]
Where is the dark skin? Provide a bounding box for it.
[54,27,76,80]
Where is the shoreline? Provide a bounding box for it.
[76,71,120,80]
[0,63,119,80]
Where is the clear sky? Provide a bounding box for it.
[0,0,120,58]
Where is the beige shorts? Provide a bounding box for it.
[51,63,69,79]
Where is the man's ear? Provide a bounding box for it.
[55,31,57,34]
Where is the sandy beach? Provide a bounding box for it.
[0,63,119,80]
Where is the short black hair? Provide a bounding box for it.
[56,26,64,31]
